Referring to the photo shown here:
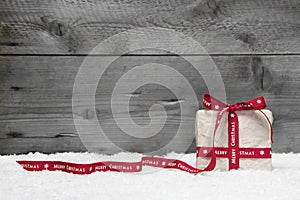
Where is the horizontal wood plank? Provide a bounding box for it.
[1,0,300,54]
[0,55,300,154]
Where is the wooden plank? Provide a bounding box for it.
[0,136,86,155]
[1,55,300,154]
[1,0,300,54]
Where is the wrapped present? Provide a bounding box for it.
[195,94,273,171]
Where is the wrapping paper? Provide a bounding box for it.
[195,109,273,171]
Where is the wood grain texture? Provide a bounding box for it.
[1,0,300,54]
[0,55,300,154]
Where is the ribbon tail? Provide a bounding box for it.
[17,155,217,175]
[227,112,240,170]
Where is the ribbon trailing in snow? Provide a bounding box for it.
[17,94,272,175]
[17,156,211,175]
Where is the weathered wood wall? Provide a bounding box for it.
[1,0,300,154]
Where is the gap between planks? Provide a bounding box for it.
[1,53,300,57]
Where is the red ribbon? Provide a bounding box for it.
[16,94,272,174]
[17,157,211,175]
[197,147,271,159]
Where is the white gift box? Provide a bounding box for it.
[195,109,273,171]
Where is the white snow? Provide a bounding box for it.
[1,152,300,200]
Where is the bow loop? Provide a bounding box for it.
[247,96,266,110]
[203,94,228,111]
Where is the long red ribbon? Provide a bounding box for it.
[17,157,210,175]
[16,94,272,175]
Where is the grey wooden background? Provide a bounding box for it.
[1,0,300,154]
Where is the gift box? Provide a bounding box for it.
[195,95,273,171]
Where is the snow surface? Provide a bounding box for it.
[1,152,300,200]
